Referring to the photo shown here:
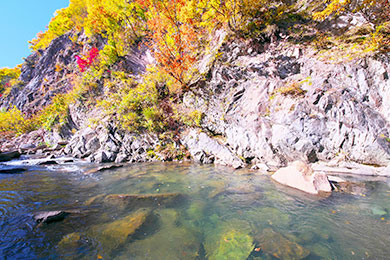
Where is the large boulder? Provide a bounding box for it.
[271,161,332,195]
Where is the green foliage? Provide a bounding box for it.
[98,68,170,132]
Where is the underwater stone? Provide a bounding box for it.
[57,208,151,256]
[208,230,254,260]
[90,208,151,252]
[255,228,310,259]
[117,208,201,260]
[371,206,387,216]
[102,192,186,209]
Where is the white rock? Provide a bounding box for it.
[379,165,390,177]
[271,161,332,195]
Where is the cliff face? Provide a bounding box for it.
[2,33,79,115]
[182,39,390,168]
[1,12,390,172]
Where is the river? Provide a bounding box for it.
[0,158,389,259]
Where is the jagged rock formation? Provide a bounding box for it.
[182,39,390,168]
[2,33,79,114]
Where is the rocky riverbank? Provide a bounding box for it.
[1,15,390,177]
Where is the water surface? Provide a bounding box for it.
[0,160,389,259]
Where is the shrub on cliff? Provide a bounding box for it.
[0,107,37,135]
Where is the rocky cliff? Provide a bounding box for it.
[182,35,390,169]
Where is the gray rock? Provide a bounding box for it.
[85,164,124,174]
[183,39,390,169]
[182,129,244,168]
[85,136,100,152]
[38,160,59,165]
[92,151,110,163]
[115,153,129,163]
[0,167,27,174]
[20,144,36,150]
[0,151,21,162]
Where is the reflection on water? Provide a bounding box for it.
[0,162,389,259]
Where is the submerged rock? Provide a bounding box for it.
[371,206,387,216]
[57,232,81,254]
[58,208,151,256]
[208,230,254,260]
[84,164,125,175]
[34,211,70,224]
[90,208,151,252]
[117,208,201,260]
[247,207,290,228]
[103,193,185,209]
[272,161,332,195]
[204,218,253,260]
[0,167,26,174]
[255,228,310,259]
[86,192,186,209]
[331,181,368,195]
[0,151,21,162]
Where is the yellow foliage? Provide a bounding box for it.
[0,66,21,97]
[313,0,351,21]
[0,107,37,134]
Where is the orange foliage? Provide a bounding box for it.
[136,0,200,86]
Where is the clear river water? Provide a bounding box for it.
[0,158,389,259]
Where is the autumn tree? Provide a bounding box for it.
[135,0,202,90]
[84,0,146,66]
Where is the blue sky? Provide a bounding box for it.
[0,0,69,68]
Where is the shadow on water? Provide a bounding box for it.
[0,161,389,259]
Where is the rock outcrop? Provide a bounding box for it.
[63,123,158,163]
[183,40,390,169]
[2,33,79,115]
